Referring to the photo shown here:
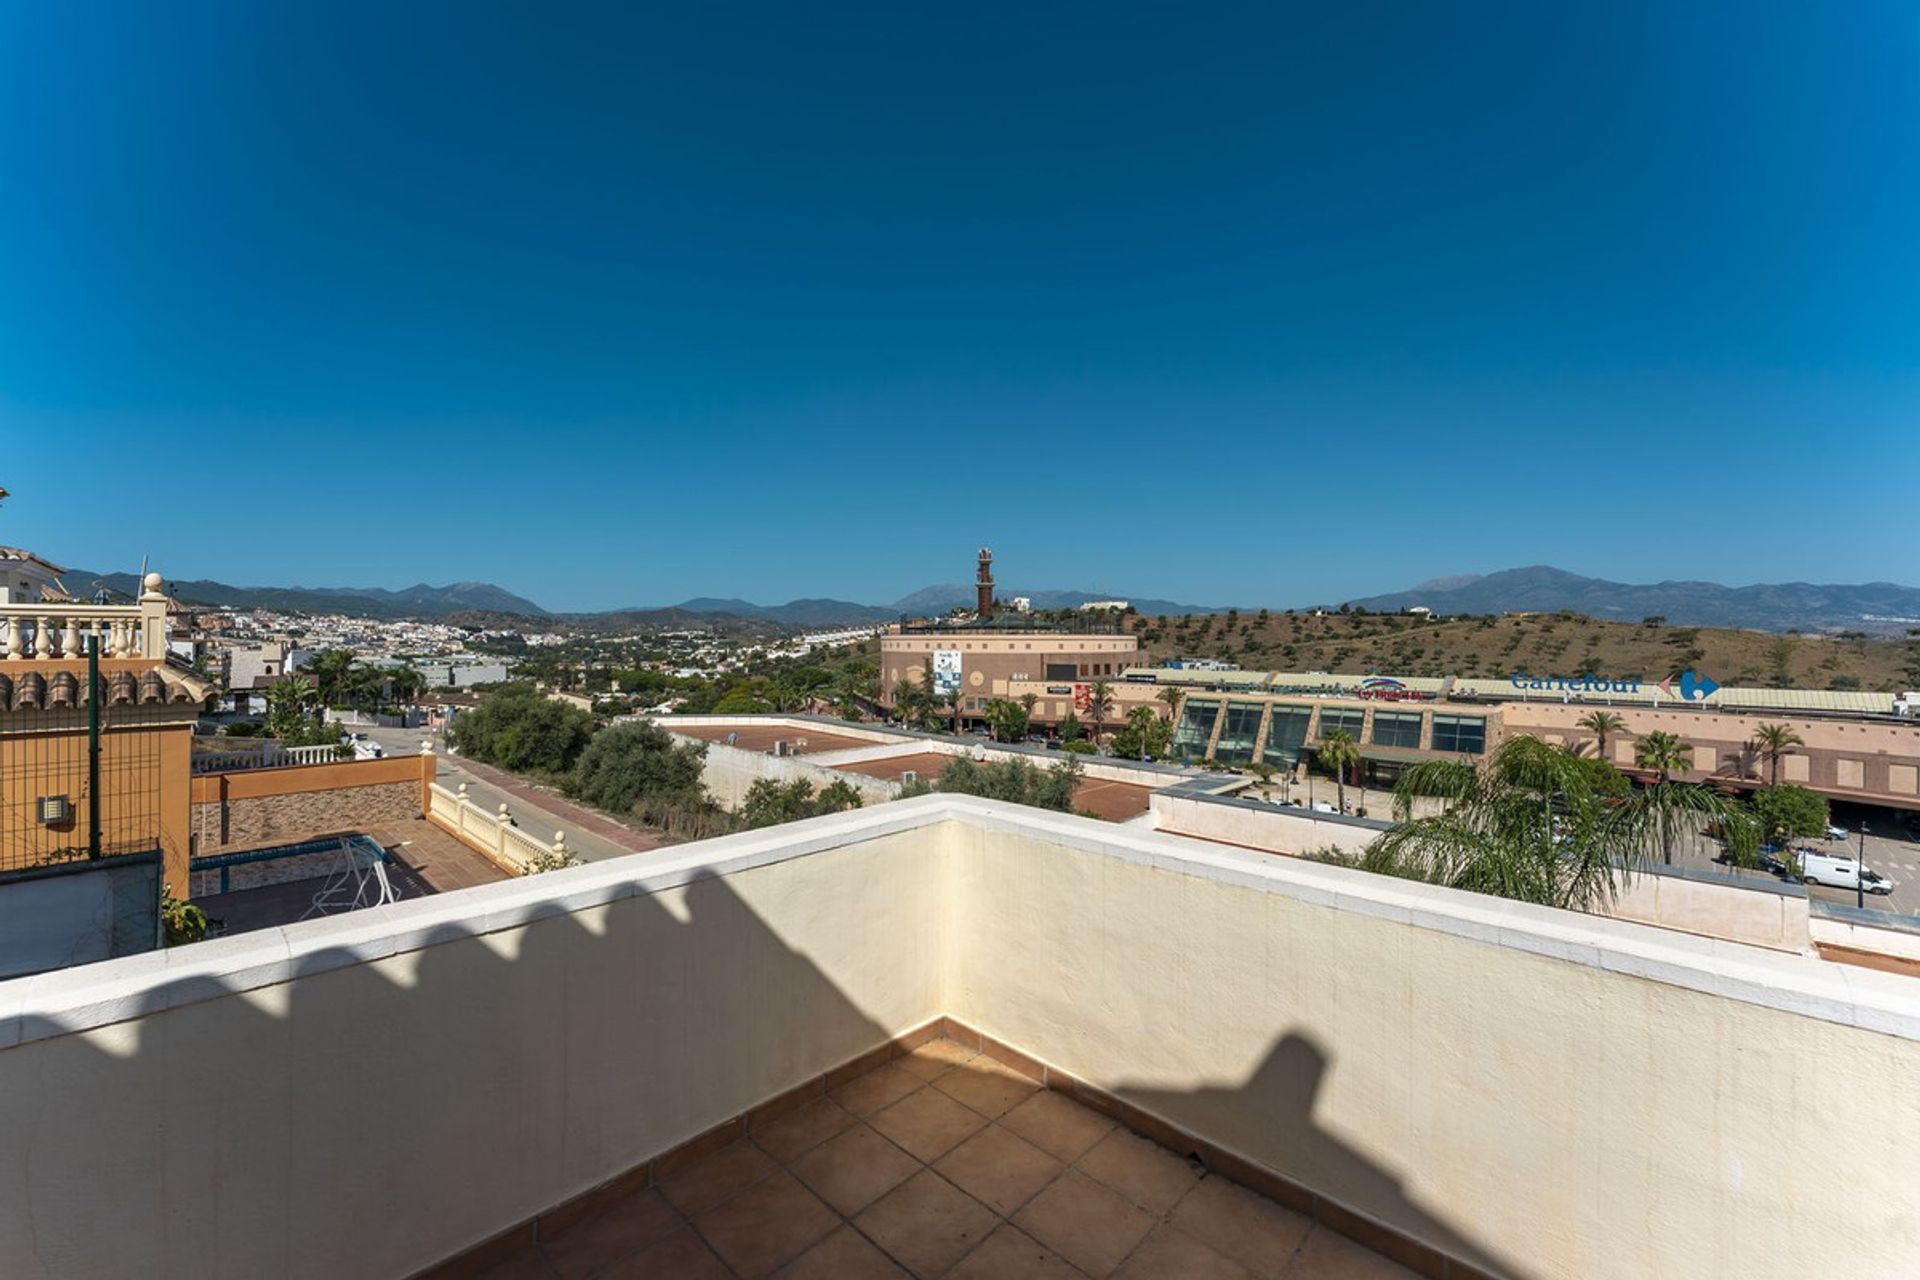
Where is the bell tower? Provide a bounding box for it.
[975,547,995,619]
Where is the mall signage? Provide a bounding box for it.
[1508,670,1719,700]
[1353,677,1434,703]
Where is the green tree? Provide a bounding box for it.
[1085,680,1115,744]
[1108,704,1173,760]
[1372,738,1747,908]
[1156,685,1184,726]
[568,720,709,815]
[934,754,1082,813]
[1057,711,1085,743]
[1317,729,1361,815]
[448,683,595,776]
[739,778,864,829]
[1754,784,1828,844]
[308,649,358,709]
[984,698,1030,743]
[1634,730,1693,783]
[1576,710,1626,763]
[1751,723,1804,787]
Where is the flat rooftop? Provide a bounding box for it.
[832,753,1157,823]
[672,724,878,755]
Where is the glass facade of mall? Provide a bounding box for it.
[1156,699,1489,767]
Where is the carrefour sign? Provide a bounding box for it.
[1511,673,1643,695]
[1509,670,1719,700]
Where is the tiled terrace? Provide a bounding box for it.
[477,1036,1412,1280]
[196,819,511,936]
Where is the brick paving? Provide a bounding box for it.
[477,1038,1416,1279]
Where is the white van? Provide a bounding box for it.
[1796,851,1894,895]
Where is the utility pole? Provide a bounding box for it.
[1857,823,1868,911]
[87,632,101,859]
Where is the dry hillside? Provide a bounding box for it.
[1126,610,1920,693]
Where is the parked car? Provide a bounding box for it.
[1797,850,1893,894]
[1715,845,1789,876]
[1825,824,1852,841]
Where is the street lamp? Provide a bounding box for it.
[1858,822,1869,910]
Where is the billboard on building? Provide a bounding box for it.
[932,650,963,697]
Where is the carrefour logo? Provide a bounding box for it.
[1658,670,1720,701]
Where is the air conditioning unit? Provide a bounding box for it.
[901,770,918,785]
[724,731,739,746]
[773,740,791,757]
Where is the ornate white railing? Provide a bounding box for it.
[0,573,171,661]
[427,780,569,873]
[191,743,349,774]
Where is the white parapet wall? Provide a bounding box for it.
[2,798,1918,1279]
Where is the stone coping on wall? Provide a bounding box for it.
[7,795,1920,1053]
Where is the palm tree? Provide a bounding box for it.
[1085,680,1115,744]
[1752,723,1804,787]
[1318,729,1361,814]
[1576,710,1627,763]
[1156,686,1184,725]
[1374,737,1748,907]
[1634,731,1693,783]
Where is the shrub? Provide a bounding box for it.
[569,720,707,815]
[449,683,595,776]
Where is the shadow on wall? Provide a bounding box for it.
[1121,1033,1528,1279]
[2,854,1524,1280]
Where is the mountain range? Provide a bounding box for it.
[1346,566,1920,635]
[73,564,1920,635]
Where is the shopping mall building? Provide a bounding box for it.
[892,642,1920,811]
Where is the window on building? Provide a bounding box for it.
[1262,705,1313,769]
[1318,708,1366,740]
[1173,699,1220,760]
[1215,702,1264,765]
[1045,663,1076,680]
[1431,714,1487,755]
[1371,711,1423,750]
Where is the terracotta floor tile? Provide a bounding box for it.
[854,1170,998,1279]
[1170,1178,1311,1280]
[897,1038,978,1082]
[932,1060,1041,1119]
[772,1224,911,1279]
[933,1124,1064,1217]
[1112,1225,1257,1280]
[476,1248,555,1280]
[871,1086,990,1162]
[831,1063,925,1117]
[1000,1090,1115,1163]
[755,1096,858,1163]
[540,1188,682,1280]
[1012,1170,1157,1278]
[1077,1129,1202,1214]
[658,1138,778,1216]
[788,1123,921,1216]
[1283,1226,1420,1279]
[691,1169,839,1278]
[943,1223,1085,1280]
[595,1223,733,1280]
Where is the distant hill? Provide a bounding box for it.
[78,571,550,620]
[1347,566,1920,635]
[1137,609,1920,693]
[668,597,898,626]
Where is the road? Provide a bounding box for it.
[355,724,665,864]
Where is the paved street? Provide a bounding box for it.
[356,724,666,864]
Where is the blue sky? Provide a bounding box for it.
[3,3,1916,611]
